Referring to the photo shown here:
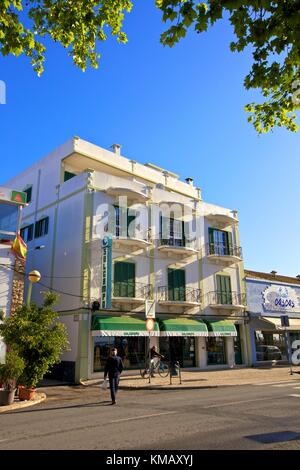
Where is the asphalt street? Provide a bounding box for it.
[1,380,300,450]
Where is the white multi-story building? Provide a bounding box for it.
[5,137,250,382]
[0,187,27,362]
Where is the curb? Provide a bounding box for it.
[0,392,46,413]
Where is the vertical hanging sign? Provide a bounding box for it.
[101,236,112,309]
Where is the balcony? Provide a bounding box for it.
[207,291,246,311]
[157,286,201,308]
[205,243,242,264]
[99,175,151,203]
[112,228,152,251]
[157,237,198,257]
[205,213,238,228]
[112,282,152,306]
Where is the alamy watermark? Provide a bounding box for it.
[0,80,6,105]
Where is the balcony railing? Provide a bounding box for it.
[115,227,151,242]
[205,243,242,259]
[113,281,152,299]
[207,291,246,306]
[157,286,201,304]
[158,237,186,248]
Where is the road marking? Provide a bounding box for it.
[110,411,176,423]
[255,381,297,386]
[203,397,273,409]
[288,394,300,398]
[272,383,298,387]
[0,439,7,443]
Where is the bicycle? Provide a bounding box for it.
[140,357,169,379]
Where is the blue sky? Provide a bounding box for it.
[0,3,299,276]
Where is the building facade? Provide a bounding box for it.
[6,138,249,382]
[245,270,300,365]
[0,187,27,362]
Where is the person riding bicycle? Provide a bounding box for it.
[147,346,165,377]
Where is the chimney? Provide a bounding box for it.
[185,177,194,186]
[111,143,121,156]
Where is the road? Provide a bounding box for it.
[1,380,300,450]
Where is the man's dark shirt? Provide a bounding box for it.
[104,355,124,378]
[150,348,162,359]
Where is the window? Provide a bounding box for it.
[64,171,77,182]
[34,217,49,238]
[168,268,186,301]
[255,331,287,361]
[114,261,135,297]
[216,274,232,304]
[160,215,185,247]
[206,337,226,365]
[114,206,136,238]
[24,186,32,203]
[20,224,34,243]
[0,203,19,240]
[208,228,233,255]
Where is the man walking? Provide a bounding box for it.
[104,347,124,405]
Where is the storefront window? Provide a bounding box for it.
[159,337,196,367]
[206,337,226,365]
[255,331,287,361]
[93,336,147,372]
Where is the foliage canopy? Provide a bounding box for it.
[1,1,300,133]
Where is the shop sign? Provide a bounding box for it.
[263,285,300,313]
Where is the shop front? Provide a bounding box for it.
[158,316,208,368]
[245,270,300,365]
[91,314,242,374]
[91,314,160,372]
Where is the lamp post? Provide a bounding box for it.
[26,270,41,307]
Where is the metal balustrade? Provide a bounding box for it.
[157,286,201,304]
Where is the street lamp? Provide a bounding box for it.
[26,270,41,307]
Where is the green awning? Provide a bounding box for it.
[91,315,160,337]
[158,316,208,337]
[205,320,237,337]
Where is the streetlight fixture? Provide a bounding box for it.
[26,270,41,307]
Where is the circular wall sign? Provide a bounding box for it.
[146,318,154,332]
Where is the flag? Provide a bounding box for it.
[12,234,27,259]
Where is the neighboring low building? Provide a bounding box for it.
[0,187,27,362]
[245,269,300,365]
[5,137,248,382]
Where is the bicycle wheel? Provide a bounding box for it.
[158,362,169,378]
[140,365,150,379]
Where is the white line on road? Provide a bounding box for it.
[203,397,281,409]
[288,394,300,398]
[272,383,298,387]
[110,411,176,423]
[255,381,298,386]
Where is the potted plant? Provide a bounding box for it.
[0,349,25,406]
[0,292,69,401]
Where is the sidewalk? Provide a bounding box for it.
[0,392,46,414]
[1,366,300,412]
[85,365,300,390]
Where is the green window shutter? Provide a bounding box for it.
[114,261,135,297]
[216,275,232,304]
[168,268,186,301]
[127,210,136,238]
[114,262,122,297]
[227,231,233,256]
[208,227,215,254]
[168,268,175,301]
[127,262,135,297]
